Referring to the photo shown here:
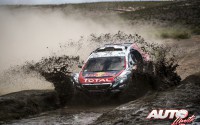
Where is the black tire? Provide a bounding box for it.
[118,72,152,103]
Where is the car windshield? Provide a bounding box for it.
[83,56,125,72]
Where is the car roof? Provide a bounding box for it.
[95,43,133,52]
[89,43,132,58]
[104,43,133,48]
[88,43,151,61]
[89,51,126,58]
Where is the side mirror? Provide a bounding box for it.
[78,65,82,68]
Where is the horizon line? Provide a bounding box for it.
[0,0,174,5]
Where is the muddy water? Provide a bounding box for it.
[6,105,116,125]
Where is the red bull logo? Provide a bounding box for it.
[84,72,116,77]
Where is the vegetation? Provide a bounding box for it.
[192,27,200,35]
[6,0,200,28]
[120,0,200,27]
[159,27,191,39]
[7,0,198,39]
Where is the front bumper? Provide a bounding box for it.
[74,81,127,93]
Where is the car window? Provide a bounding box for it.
[83,56,125,72]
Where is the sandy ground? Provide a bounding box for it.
[165,35,200,79]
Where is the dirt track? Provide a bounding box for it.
[92,72,200,125]
[5,105,115,125]
[174,35,200,79]
[160,35,200,79]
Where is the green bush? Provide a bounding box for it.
[192,28,200,35]
[160,28,191,39]
[160,32,170,39]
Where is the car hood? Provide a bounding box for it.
[79,70,123,84]
[82,71,119,78]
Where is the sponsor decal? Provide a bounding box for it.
[147,109,195,125]
[84,78,113,83]
[79,72,115,83]
[84,72,117,77]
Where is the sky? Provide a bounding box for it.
[0,0,164,5]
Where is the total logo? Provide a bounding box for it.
[147,109,195,125]
[84,78,112,83]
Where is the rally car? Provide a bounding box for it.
[72,43,151,93]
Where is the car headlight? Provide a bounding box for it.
[72,73,79,83]
[116,75,127,83]
[113,74,128,88]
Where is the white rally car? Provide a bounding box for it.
[72,43,151,93]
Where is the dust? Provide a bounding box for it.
[0,69,54,95]
[0,5,166,95]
